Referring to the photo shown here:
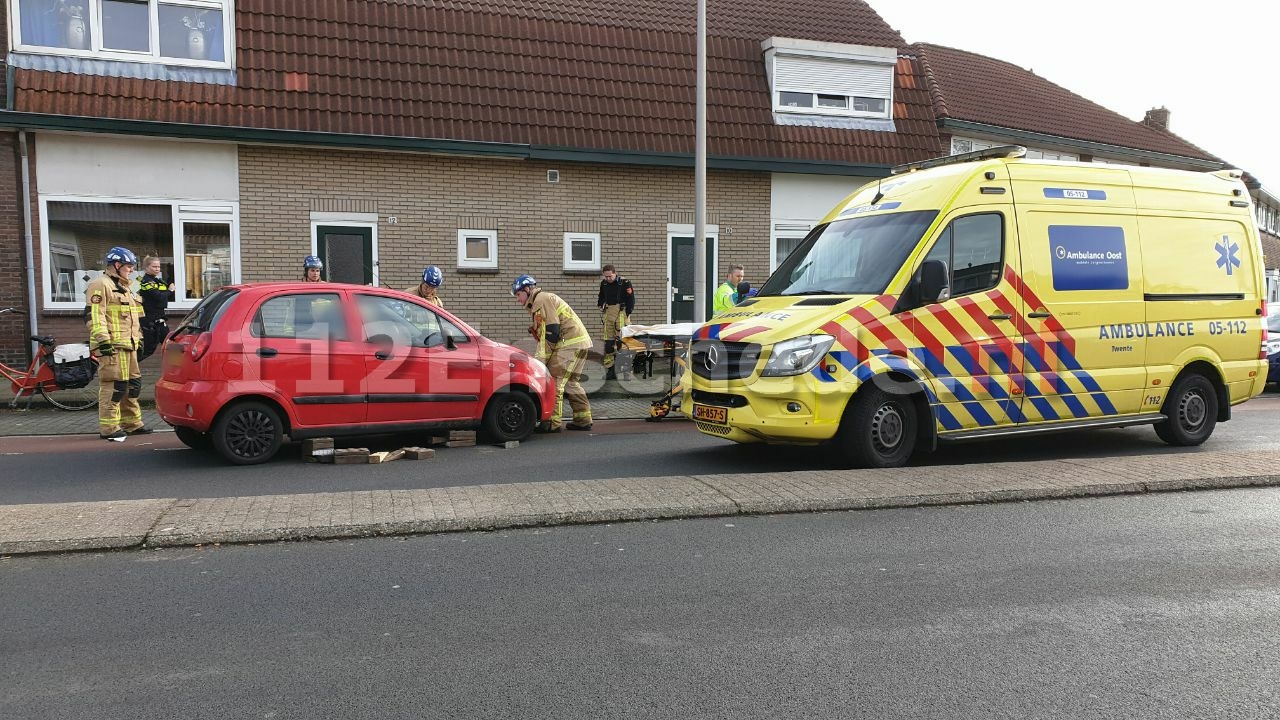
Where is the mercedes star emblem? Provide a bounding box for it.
[704,344,721,372]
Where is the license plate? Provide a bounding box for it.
[692,404,727,424]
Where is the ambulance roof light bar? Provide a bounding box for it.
[891,145,1027,176]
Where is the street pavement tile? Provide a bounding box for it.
[0,498,176,555]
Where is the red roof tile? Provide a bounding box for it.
[912,42,1219,163]
[11,0,944,166]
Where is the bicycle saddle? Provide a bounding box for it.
[29,335,55,345]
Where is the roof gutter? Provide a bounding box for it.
[0,111,894,177]
[940,118,1223,170]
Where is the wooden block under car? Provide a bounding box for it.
[302,438,335,462]
[368,449,405,464]
[333,448,370,464]
[445,430,477,448]
[301,437,334,453]
[403,447,436,460]
[500,440,519,449]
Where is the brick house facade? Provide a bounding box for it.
[238,146,772,343]
[0,0,943,363]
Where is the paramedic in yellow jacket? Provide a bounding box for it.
[511,274,593,432]
[85,247,150,441]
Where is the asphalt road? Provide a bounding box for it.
[3,488,1279,719]
[2,395,1278,506]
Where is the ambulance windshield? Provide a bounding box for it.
[760,210,938,296]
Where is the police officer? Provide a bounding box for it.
[137,255,171,361]
[405,265,444,307]
[85,247,149,441]
[511,275,593,432]
[302,255,324,282]
[596,264,634,380]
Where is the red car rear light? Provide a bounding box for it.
[190,332,212,361]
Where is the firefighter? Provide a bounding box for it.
[85,247,148,441]
[302,255,324,282]
[405,265,445,307]
[511,274,593,432]
[596,264,634,381]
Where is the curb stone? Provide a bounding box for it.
[4,451,1280,557]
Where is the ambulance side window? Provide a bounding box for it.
[926,213,1004,299]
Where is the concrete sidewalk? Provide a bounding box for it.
[4,449,1278,556]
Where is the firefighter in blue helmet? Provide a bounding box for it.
[85,247,149,441]
[302,255,324,282]
[405,265,444,307]
[511,275,593,432]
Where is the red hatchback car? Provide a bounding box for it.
[157,283,554,464]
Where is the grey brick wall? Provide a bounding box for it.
[239,147,771,345]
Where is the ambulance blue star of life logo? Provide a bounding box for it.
[1215,236,1241,276]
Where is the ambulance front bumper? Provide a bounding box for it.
[686,373,851,444]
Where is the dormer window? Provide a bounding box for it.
[763,37,895,123]
[12,0,233,68]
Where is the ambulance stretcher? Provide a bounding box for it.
[618,322,701,420]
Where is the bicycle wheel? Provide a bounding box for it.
[40,382,99,411]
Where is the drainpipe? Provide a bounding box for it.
[18,130,38,357]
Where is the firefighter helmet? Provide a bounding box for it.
[510,274,537,296]
[105,247,138,266]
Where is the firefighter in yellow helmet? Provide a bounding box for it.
[85,246,149,441]
[511,274,593,432]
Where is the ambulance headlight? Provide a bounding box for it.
[762,335,836,377]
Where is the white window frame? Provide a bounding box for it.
[763,37,895,121]
[771,223,814,272]
[39,194,240,310]
[457,229,498,270]
[562,232,601,271]
[10,0,235,70]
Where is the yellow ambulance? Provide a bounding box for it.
[688,146,1267,467]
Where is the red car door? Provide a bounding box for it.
[244,290,367,428]
[355,293,484,425]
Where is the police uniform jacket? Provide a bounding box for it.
[138,273,170,320]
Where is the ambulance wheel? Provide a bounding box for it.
[836,386,917,468]
[212,401,284,465]
[482,391,537,442]
[1154,373,1218,446]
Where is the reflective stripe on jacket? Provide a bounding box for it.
[137,274,170,319]
[712,281,737,314]
[526,288,591,360]
[85,271,143,349]
[402,284,444,308]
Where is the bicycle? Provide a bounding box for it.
[0,308,100,411]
